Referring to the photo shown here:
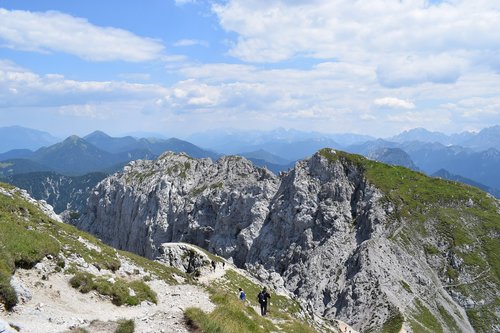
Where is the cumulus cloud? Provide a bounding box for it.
[0,60,167,107]
[213,1,500,60]
[212,0,500,87]
[374,97,415,109]
[0,8,164,62]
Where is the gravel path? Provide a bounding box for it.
[2,267,214,333]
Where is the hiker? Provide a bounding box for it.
[211,260,216,271]
[222,261,225,269]
[238,287,246,301]
[257,287,271,316]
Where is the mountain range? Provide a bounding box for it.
[1,125,500,216]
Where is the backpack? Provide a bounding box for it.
[240,291,246,300]
[258,292,265,303]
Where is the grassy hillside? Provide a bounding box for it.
[319,148,500,332]
[0,182,320,333]
[0,182,184,311]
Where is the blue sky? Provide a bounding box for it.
[0,0,499,138]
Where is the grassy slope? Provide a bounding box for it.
[319,149,499,332]
[185,269,323,333]
[0,182,185,309]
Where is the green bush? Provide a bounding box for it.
[70,272,156,306]
[0,271,18,310]
[129,280,157,304]
[69,272,94,293]
[115,319,134,333]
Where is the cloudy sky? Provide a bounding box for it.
[0,0,499,138]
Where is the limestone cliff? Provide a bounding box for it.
[75,149,499,332]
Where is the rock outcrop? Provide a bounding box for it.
[75,149,499,332]
[76,153,279,266]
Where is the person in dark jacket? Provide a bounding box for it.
[257,287,271,315]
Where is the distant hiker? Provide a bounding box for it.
[238,287,246,301]
[257,287,271,316]
[222,261,226,269]
[211,260,216,271]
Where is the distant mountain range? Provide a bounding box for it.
[0,126,60,153]
[1,125,499,204]
[387,126,500,151]
[0,130,219,176]
[0,128,221,212]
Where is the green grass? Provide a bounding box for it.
[185,296,273,333]
[423,244,439,255]
[381,311,404,333]
[70,271,157,306]
[0,183,184,310]
[115,319,135,333]
[0,185,61,308]
[437,305,460,332]
[221,269,302,315]
[185,291,316,333]
[184,269,316,333]
[411,299,443,333]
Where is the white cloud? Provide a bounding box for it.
[0,8,164,62]
[0,60,167,107]
[173,39,209,47]
[212,0,500,87]
[374,97,415,109]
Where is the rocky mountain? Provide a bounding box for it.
[387,125,500,151]
[0,126,60,153]
[75,149,500,332]
[388,127,452,145]
[0,183,321,333]
[367,147,419,170]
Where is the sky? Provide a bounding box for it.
[0,0,499,138]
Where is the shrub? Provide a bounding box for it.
[0,272,18,310]
[70,272,156,306]
[69,272,94,293]
[115,319,134,333]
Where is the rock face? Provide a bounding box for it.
[76,153,278,266]
[75,150,499,332]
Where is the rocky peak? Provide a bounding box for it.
[76,152,279,266]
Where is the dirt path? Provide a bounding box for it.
[2,267,214,333]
